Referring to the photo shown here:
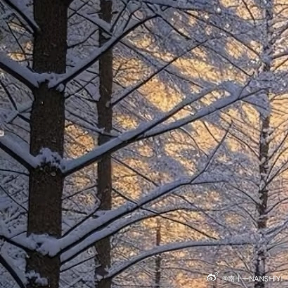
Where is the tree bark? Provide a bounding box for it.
[95,1,113,288]
[254,115,270,288]
[254,2,273,288]
[26,1,69,288]
[154,219,162,288]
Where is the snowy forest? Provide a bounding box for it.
[1,0,288,287]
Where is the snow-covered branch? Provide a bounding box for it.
[39,132,227,262]
[105,236,254,280]
[111,40,205,106]
[4,101,32,124]
[63,82,253,175]
[0,253,26,288]
[40,176,206,260]
[0,135,38,170]
[0,226,33,252]
[144,84,258,138]
[142,0,211,11]
[52,15,156,87]
[59,180,223,264]
[62,87,215,175]
[0,53,38,89]
[2,0,39,33]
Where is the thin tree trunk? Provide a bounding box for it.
[255,116,270,288]
[95,0,113,287]
[254,2,273,287]
[155,219,162,288]
[26,1,69,287]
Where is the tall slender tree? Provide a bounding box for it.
[95,0,113,288]
[253,2,273,287]
[154,219,162,288]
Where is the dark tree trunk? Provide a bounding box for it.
[95,1,113,288]
[26,1,69,288]
[155,219,162,288]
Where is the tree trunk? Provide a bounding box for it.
[255,116,270,288]
[95,1,113,287]
[155,219,162,288]
[254,2,273,287]
[26,1,69,287]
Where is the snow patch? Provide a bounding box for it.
[36,148,64,170]
[37,236,60,257]
[25,271,48,286]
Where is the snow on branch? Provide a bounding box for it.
[0,253,26,288]
[40,176,206,259]
[144,82,257,138]
[39,134,228,262]
[142,0,212,10]
[0,53,38,89]
[63,82,251,175]
[60,205,211,267]
[0,223,34,252]
[59,179,222,264]
[4,101,32,124]
[51,15,156,88]
[2,0,39,33]
[62,87,215,175]
[111,42,202,107]
[105,236,255,280]
[0,135,39,170]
